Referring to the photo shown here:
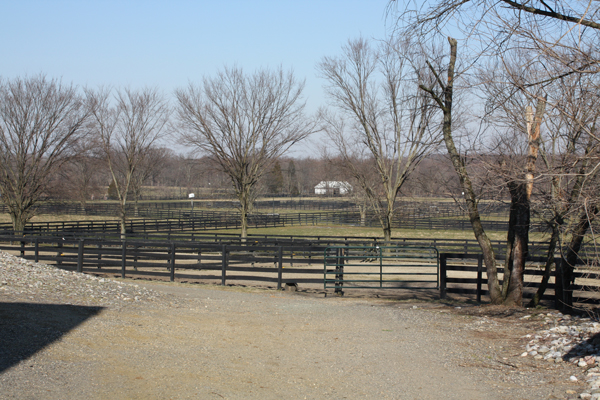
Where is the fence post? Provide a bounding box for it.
[34,237,39,263]
[133,244,139,270]
[439,254,447,299]
[553,257,562,310]
[170,242,176,282]
[335,247,344,296]
[277,246,283,290]
[476,254,483,303]
[57,240,63,266]
[121,240,127,278]
[77,239,84,273]
[221,244,228,286]
[97,244,102,268]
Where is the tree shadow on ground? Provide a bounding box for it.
[0,302,103,373]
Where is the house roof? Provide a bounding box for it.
[314,181,352,189]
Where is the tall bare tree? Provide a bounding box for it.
[175,66,316,238]
[89,87,170,236]
[474,55,549,306]
[129,146,170,214]
[392,0,600,305]
[530,74,600,308]
[393,1,600,75]
[318,37,438,241]
[419,37,507,304]
[56,137,107,211]
[393,1,600,141]
[0,75,92,232]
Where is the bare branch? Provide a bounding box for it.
[175,66,316,237]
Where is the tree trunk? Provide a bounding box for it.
[531,133,594,307]
[359,205,366,227]
[383,209,393,242]
[10,212,27,235]
[502,183,529,306]
[434,37,503,304]
[528,222,559,307]
[240,208,248,238]
[119,206,127,239]
[383,225,392,242]
[500,101,545,306]
[559,205,599,312]
[119,191,128,240]
[239,190,249,239]
[465,191,503,304]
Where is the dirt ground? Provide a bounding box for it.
[0,278,590,400]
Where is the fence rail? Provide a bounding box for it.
[439,253,600,307]
[0,235,330,290]
[323,246,439,294]
[2,234,598,308]
[0,229,558,259]
[0,198,511,219]
[0,210,547,236]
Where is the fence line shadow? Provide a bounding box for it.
[0,302,104,373]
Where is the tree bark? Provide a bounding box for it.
[420,37,503,303]
[238,186,250,239]
[559,205,599,312]
[10,212,26,235]
[501,100,545,306]
[502,182,529,306]
[383,208,393,242]
[528,222,559,307]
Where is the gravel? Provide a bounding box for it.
[0,251,169,307]
[518,312,600,399]
[0,250,598,399]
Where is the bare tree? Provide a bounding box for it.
[391,1,600,305]
[286,159,300,196]
[175,66,316,238]
[129,146,170,214]
[530,74,600,308]
[0,75,92,232]
[318,37,438,241]
[419,37,508,304]
[473,55,549,306]
[56,140,107,210]
[393,1,600,140]
[393,1,600,76]
[89,87,171,236]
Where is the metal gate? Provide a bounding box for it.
[324,246,439,295]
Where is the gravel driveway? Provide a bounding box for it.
[0,252,588,399]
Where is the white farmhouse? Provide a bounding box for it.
[314,181,352,196]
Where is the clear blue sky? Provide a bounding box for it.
[2,1,392,114]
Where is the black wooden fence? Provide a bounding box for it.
[0,211,546,236]
[0,235,329,290]
[439,253,600,308]
[2,233,598,308]
[0,229,556,259]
